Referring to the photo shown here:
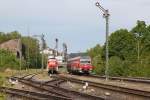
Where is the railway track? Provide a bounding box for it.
[0,86,70,100]
[53,75,150,100]
[21,72,42,79]
[11,77,72,99]
[9,72,150,100]
[11,76,105,100]
[44,78,66,86]
[6,73,72,100]
[90,75,150,84]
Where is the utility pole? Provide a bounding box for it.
[95,2,110,80]
[41,34,45,72]
[136,33,140,61]
[27,27,30,73]
[0,50,2,65]
[35,39,39,72]
[55,38,58,57]
[63,43,67,62]
[137,39,140,61]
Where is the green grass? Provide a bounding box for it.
[0,75,5,100]
[0,93,5,100]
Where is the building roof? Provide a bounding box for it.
[0,39,21,53]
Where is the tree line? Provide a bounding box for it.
[87,20,150,77]
[0,31,42,70]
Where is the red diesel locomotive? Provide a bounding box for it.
[67,56,94,74]
[47,57,58,74]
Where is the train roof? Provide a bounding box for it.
[68,52,88,58]
[80,56,91,59]
[68,56,91,61]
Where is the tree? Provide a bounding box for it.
[7,31,21,39]
[87,20,150,77]
[92,55,105,75]
[108,29,136,60]
[0,31,21,44]
[21,37,41,69]
[87,44,102,59]
[87,44,104,75]
[131,20,147,60]
[109,56,124,76]
[131,20,147,37]
[142,25,150,52]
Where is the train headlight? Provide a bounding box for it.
[89,68,92,70]
[78,68,82,71]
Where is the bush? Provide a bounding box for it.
[108,56,124,76]
[0,50,22,70]
[92,55,105,75]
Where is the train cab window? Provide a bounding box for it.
[80,61,91,64]
[50,58,55,59]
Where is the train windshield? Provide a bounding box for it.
[80,60,91,64]
[80,56,91,64]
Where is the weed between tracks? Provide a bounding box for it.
[0,94,5,100]
[0,75,6,100]
[0,69,42,100]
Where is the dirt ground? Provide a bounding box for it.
[2,68,150,100]
[60,73,150,92]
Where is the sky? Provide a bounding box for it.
[0,0,150,53]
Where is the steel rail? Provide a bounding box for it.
[21,72,41,79]
[12,77,105,100]
[0,86,70,100]
[11,77,72,99]
[54,75,150,98]
[90,75,150,84]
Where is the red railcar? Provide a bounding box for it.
[47,57,58,74]
[67,56,94,74]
